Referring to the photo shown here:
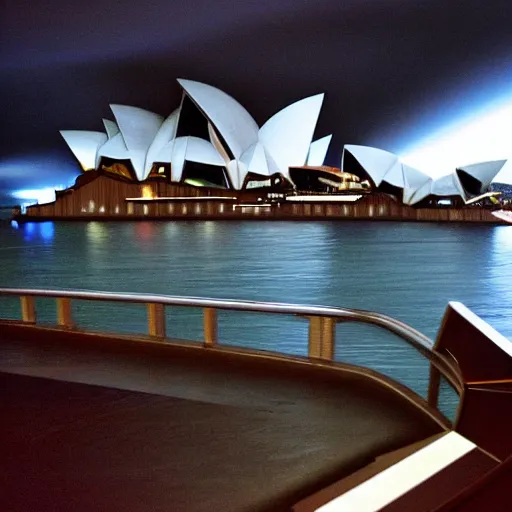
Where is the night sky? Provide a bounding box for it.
[1,0,512,203]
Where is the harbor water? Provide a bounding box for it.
[1,220,511,415]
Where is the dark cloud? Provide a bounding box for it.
[1,0,511,200]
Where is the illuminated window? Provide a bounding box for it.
[219,204,224,213]
[88,200,95,213]
[195,204,202,215]
[182,205,188,215]
[168,203,174,213]
[141,185,154,199]
[115,205,120,214]
[158,166,165,174]
[99,206,105,213]
[127,203,134,215]
[143,205,149,216]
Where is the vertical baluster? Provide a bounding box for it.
[20,295,36,323]
[320,317,336,361]
[147,303,166,338]
[204,307,218,347]
[308,316,336,361]
[56,298,74,329]
[308,316,323,359]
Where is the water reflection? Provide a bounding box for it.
[135,222,156,243]
[1,221,511,345]
[21,221,54,242]
[486,226,512,335]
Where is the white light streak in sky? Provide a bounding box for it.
[400,95,512,183]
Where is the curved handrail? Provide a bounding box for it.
[0,287,464,393]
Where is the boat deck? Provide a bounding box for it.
[1,326,443,512]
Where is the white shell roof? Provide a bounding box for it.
[341,144,495,205]
[144,108,180,177]
[102,119,119,139]
[183,136,225,166]
[382,161,405,188]
[430,173,461,197]
[61,78,328,188]
[96,133,130,168]
[402,165,432,205]
[177,79,259,160]
[258,94,325,177]
[307,135,332,166]
[179,79,325,180]
[110,104,164,180]
[60,130,108,171]
[343,145,399,187]
[456,160,508,194]
[240,141,279,178]
[226,160,248,190]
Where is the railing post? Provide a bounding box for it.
[147,303,166,338]
[308,316,336,361]
[204,307,218,347]
[308,316,323,359]
[20,296,36,323]
[56,298,74,329]
[321,317,336,361]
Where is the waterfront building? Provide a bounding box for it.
[17,79,507,222]
[341,145,507,207]
[60,79,329,192]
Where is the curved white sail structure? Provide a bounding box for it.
[402,165,432,205]
[381,161,405,188]
[144,108,181,177]
[226,160,248,190]
[340,143,503,205]
[169,137,188,182]
[184,136,225,166]
[430,174,461,197]
[60,131,108,171]
[110,105,164,180]
[307,135,332,167]
[240,142,279,178]
[61,78,330,189]
[177,79,259,160]
[96,133,130,168]
[258,94,325,178]
[456,160,508,195]
[102,119,119,139]
[61,78,505,206]
[342,145,399,187]
[179,80,326,182]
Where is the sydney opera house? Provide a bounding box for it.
[19,78,508,222]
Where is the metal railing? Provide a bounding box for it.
[0,287,464,399]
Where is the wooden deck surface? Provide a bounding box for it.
[1,326,444,511]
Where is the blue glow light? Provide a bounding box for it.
[40,222,55,241]
[0,153,78,204]
[23,222,35,242]
[12,186,68,206]
[400,95,512,183]
[22,221,55,243]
